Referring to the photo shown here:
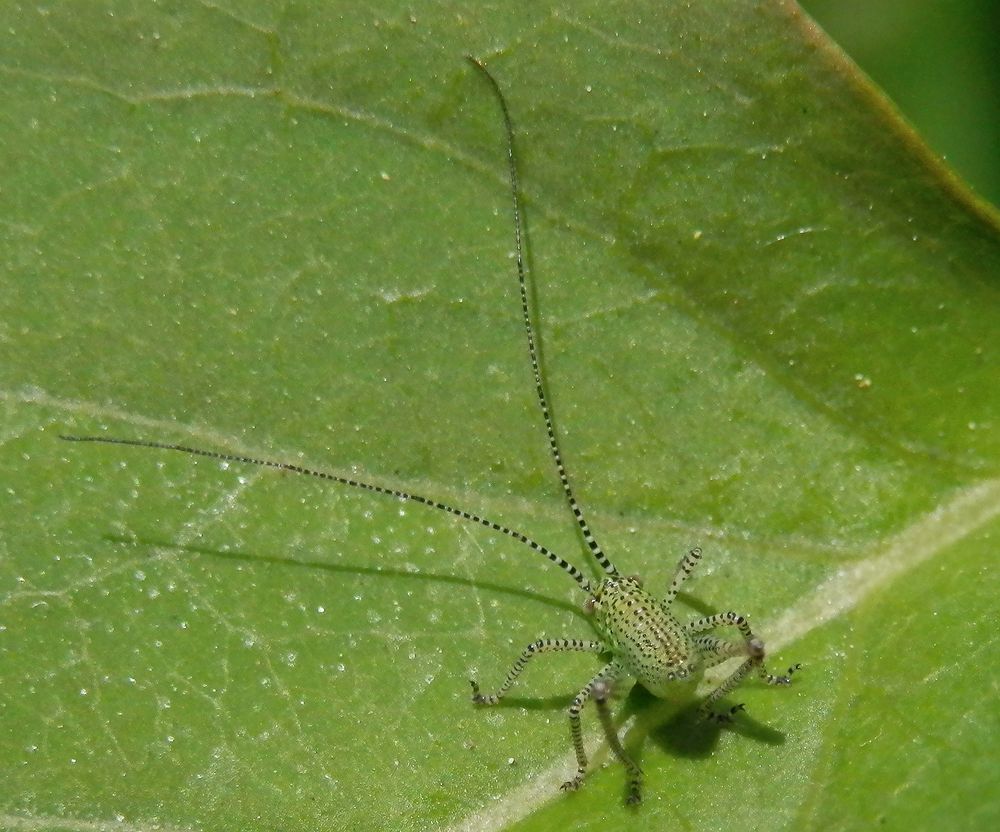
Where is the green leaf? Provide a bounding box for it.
[2,3,998,831]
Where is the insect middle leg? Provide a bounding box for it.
[469,638,607,704]
[687,613,800,722]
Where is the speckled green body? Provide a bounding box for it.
[591,576,702,699]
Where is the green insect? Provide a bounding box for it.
[62,56,800,804]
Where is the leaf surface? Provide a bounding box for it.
[1,3,998,831]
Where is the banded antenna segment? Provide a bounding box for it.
[467,56,618,578]
[59,434,593,593]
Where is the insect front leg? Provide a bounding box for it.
[470,638,607,704]
[698,655,758,723]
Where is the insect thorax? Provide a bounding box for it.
[592,576,703,699]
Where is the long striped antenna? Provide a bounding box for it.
[466,56,618,578]
[59,59,612,595]
[59,435,593,594]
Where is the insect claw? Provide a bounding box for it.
[774,662,803,685]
